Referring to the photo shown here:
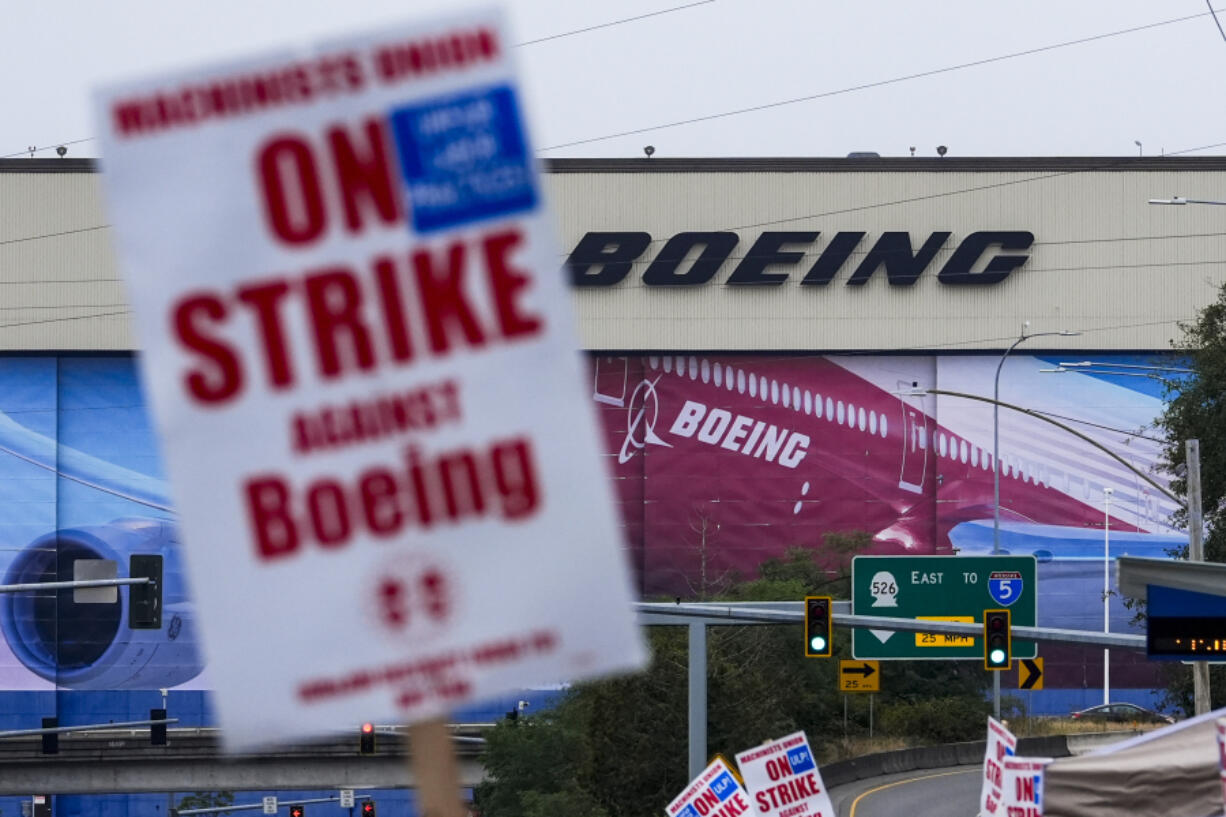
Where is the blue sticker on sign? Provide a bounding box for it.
[710,772,737,801]
[676,806,700,817]
[787,746,816,774]
[388,84,537,233]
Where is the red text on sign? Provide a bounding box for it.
[985,759,1002,788]
[694,791,749,817]
[173,228,541,405]
[378,568,449,631]
[372,27,498,85]
[754,772,822,811]
[765,754,794,781]
[244,436,540,561]
[257,118,402,245]
[111,54,365,139]
[290,378,461,456]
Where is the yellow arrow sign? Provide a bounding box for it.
[840,660,880,692]
[1019,657,1043,690]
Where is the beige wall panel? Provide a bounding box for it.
[4,158,1226,352]
[0,167,131,349]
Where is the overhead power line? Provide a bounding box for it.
[515,0,714,46]
[1,1,715,160]
[10,6,1220,161]
[541,8,1226,151]
[0,138,96,160]
[1207,0,1226,44]
[0,226,110,247]
[0,310,129,331]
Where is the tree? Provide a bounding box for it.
[477,535,992,815]
[476,712,611,817]
[1152,282,1226,712]
[1157,283,1226,563]
[174,792,234,816]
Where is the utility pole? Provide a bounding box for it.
[1187,439,1212,716]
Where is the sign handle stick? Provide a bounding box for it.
[842,695,847,738]
[869,694,874,739]
[408,718,465,817]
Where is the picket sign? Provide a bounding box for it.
[93,7,646,810]
[666,756,751,817]
[1216,718,1226,809]
[735,731,835,817]
[979,717,1018,817]
[1001,756,1050,817]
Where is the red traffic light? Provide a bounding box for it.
[359,722,376,755]
[289,806,304,817]
[360,800,376,816]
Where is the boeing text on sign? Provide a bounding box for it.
[93,9,645,750]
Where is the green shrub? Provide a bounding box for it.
[877,696,992,743]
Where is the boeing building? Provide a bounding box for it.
[2,154,1223,814]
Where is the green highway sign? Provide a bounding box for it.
[851,555,1037,660]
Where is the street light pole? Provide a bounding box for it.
[1103,487,1112,707]
[990,323,1078,719]
[1187,439,1212,716]
[993,325,1081,554]
[1148,196,1226,206]
[1147,195,1217,713]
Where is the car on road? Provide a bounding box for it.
[1070,703,1175,724]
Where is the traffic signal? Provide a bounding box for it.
[360,799,376,817]
[41,717,57,755]
[32,794,51,817]
[129,554,163,629]
[984,609,1012,670]
[150,708,167,745]
[289,806,304,817]
[359,721,376,755]
[804,595,833,657]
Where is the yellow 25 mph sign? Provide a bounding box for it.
[839,660,879,692]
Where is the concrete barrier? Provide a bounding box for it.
[823,733,1085,788]
[1064,730,1141,755]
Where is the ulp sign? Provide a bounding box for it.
[667,757,751,817]
[736,731,835,817]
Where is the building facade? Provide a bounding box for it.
[1,155,1222,812]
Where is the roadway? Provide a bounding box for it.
[829,765,982,817]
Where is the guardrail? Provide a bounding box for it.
[0,727,490,794]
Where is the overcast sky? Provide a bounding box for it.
[4,1,1226,161]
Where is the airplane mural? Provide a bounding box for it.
[593,353,1183,594]
[0,353,1187,700]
